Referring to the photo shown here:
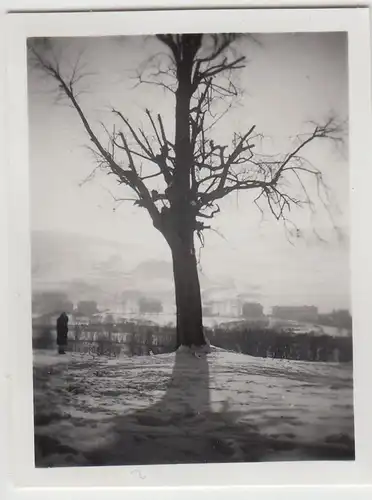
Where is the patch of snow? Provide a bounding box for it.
[33,347,354,466]
[176,342,212,356]
[33,350,75,366]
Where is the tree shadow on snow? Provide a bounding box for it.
[78,349,355,467]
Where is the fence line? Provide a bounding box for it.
[32,323,352,362]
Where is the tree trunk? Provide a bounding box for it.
[166,35,205,348]
[170,233,205,348]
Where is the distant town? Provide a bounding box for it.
[32,290,352,338]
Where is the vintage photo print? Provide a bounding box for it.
[4,6,372,492]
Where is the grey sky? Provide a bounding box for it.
[28,32,350,313]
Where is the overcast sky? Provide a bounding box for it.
[28,32,350,313]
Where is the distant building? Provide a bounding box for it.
[138,297,163,314]
[242,302,264,318]
[203,305,214,317]
[202,287,258,318]
[203,298,241,317]
[75,300,99,317]
[72,313,91,325]
[272,305,319,323]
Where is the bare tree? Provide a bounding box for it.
[28,34,344,348]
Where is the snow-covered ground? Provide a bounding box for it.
[33,347,354,467]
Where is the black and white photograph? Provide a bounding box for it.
[27,26,355,469]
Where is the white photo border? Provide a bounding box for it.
[3,5,372,496]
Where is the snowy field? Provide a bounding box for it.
[33,347,354,467]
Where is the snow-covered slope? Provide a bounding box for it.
[33,348,354,467]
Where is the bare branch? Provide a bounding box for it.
[195,34,239,64]
[29,35,344,250]
[196,116,344,230]
[29,43,166,230]
[145,108,162,147]
[112,109,153,159]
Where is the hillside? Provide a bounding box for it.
[32,230,132,286]
[32,231,173,302]
[33,347,354,467]
[31,230,236,307]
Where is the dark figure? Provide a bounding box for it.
[56,312,69,354]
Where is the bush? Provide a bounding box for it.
[206,327,352,363]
